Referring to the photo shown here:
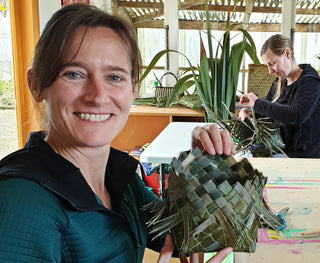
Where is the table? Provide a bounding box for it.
[111,105,204,152]
[235,158,320,263]
[139,121,205,164]
[140,121,320,262]
[139,122,207,196]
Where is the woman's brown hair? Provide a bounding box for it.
[31,3,141,98]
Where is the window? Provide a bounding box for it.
[0,1,18,159]
[137,28,165,95]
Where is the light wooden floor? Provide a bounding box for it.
[142,248,181,263]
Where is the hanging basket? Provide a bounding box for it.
[147,148,284,254]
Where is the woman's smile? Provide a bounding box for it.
[75,112,112,122]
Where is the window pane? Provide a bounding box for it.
[138,28,165,95]
[0,1,18,159]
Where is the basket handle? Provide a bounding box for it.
[159,72,178,87]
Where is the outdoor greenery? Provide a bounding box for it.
[139,0,260,121]
[0,3,14,107]
[0,79,12,95]
[0,60,15,107]
[0,78,15,107]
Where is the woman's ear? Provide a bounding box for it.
[284,48,291,59]
[27,69,44,102]
[133,82,138,98]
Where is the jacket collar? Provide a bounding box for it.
[0,131,139,211]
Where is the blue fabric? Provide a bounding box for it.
[0,132,169,262]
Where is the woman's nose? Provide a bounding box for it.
[268,66,275,75]
[84,78,108,104]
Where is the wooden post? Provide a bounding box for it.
[282,0,296,43]
[164,0,179,85]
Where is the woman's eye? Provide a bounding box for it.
[108,75,122,82]
[63,71,82,80]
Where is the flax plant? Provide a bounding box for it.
[139,0,260,121]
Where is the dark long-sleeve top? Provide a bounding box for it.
[254,64,320,158]
[0,132,171,263]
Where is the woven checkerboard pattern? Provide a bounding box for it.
[164,148,281,253]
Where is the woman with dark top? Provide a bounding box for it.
[0,4,234,262]
[240,34,320,158]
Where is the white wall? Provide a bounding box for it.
[38,0,112,33]
[91,0,111,12]
[38,0,60,33]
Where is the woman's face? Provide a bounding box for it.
[261,48,292,81]
[43,26,137,149]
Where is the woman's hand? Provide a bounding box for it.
[179,249,232,263]
[157,234,175,263]
[239,108,252,121]
[202,248,233,263]
[191,125,235,156]
[240,92,258,107]
[158,235,233,263]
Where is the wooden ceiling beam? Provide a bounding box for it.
[118,1,320,16]
[178,21,281,32]
[133,19,164,29]
[178,0,205,9]
[296,8,320,15]
[133,19,320,33]
[132,10,164,24]
[296,23,320,32]
[118,1,163,9]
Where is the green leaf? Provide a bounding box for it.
[166,75,195,107]
[139,49,173,84]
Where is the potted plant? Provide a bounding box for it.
[139,0,260,121]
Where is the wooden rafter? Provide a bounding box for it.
[132,10,164,24]
[179,0,205,9]
[117,0,320,29]
[118,1,163,9]
[134,19,320,33]
[119,1,320,15]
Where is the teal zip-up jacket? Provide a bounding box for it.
[0,132,169,262]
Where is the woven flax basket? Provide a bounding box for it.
[247,64,274,99]
[155,72,178,104]
[148,148,283,253]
